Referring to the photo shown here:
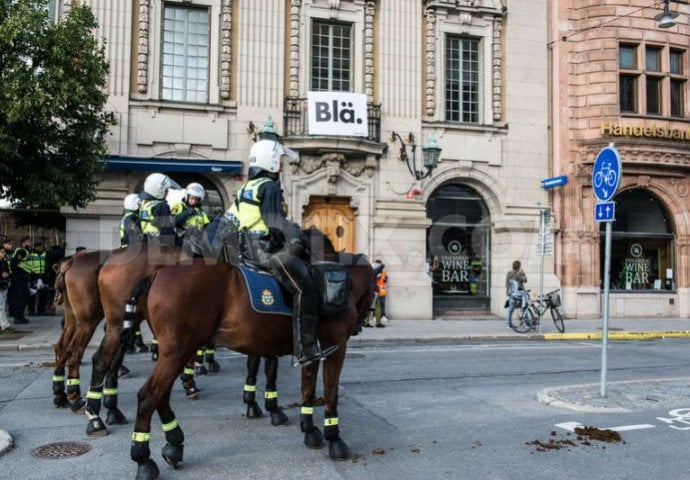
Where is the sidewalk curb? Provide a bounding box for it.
[542,330,690,341]
[0,429,14,457]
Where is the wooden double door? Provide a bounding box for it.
[302,197,355,253]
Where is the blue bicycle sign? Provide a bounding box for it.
[592,144,622,202]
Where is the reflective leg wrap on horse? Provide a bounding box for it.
[66,377,85,411]
[52,370,67,407]
[263,356,288,425]
[134,329,149,352]
[180,367,200,399]
[160,410,184,468]
[85,384,107,436]
[104,373,127,425]
[300,405,323,448]
[131,431,159,480]
[244,355,262,417]
[205,342,220,372]
[325,411,350,459]
[194,348,207,375]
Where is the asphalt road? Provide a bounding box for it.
[2,339,690,479]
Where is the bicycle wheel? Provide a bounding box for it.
[510,306,533,333]
[550,307,564,333]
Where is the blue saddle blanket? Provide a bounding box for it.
[237,264,292,316]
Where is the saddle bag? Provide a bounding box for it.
[311,262,351,315]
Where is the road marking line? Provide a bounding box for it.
[556,421,655,432]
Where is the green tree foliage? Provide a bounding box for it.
[0,0,116,209]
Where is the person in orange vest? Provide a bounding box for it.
[373,259,388,327]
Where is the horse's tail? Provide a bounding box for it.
[53,256,75,306]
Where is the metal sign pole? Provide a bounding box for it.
[600,220,612,397]
[539,209,546,334]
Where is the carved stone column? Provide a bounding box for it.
[137,0,150,94]
[424,6,436,117]
[220,0,232,99]
[289,0,301,97]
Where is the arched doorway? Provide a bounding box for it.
[601,188,675,291]
[426,184,491,312]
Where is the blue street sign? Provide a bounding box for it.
[595,201,615,222]
[541,175,568,190]
[592,144,622,202]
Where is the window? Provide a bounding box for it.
[671,49,685,117]
[161,5,209,103]
[446,37,480,123]
[601,189,675,292]
[619,43,688,117]
[311,21,352,92]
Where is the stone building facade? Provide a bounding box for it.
[551,0,690,318]
[57,0,551,319]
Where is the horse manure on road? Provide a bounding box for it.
[528,426,624,452]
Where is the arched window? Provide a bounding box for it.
[600,189,674,291]
[426,184,491,310]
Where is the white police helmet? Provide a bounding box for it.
[185,182,205,202]
[143,173,177,200]
[248,140,298,177]
[123,193,141,211]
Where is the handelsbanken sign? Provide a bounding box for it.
[307,91,368,137]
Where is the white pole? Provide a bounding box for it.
[539,209,546,334]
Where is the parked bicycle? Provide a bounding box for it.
[508,289,564,334]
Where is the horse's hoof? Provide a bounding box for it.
[135,459,160,480]
[207,360,221,373]
[137,344,150,353]
[246,402,263,419]
[185,387,201,400]
[86,417,109,437]
[118,365,131,379]
[270,409,289,426]
[106,407,128,425]
[53,393,68,408]
[328,439,350,460]
[161,443,184,469]
[303,427,324,449]
[69,398,86,413]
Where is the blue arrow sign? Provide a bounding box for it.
[595,201,616,222]
[592,145,622,202]
[541,175,568,190]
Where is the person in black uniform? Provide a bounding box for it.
[226,139,336,366]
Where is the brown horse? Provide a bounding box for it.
[129,238,374,479]
[82,241,195,435]
[52,250,111,411]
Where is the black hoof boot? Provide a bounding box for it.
[303,427,324,449]
[162,443,184,469]
[106,407,128,425]
[328,439,350,459]
[137,343,149,353]
[270,408,289,426]
[135,459,160,480]
[53,393,68,408]
[118,365,130,379]
[185,386,201,400]
[69,397,86,413]
[207,360,221,373]
[194,365,208,376]
[245,401,263,418]
[151,350,158,361]
[86,415,108,437]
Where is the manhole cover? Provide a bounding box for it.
[32,442,92,459]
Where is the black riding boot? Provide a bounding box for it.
[294,314,337,367]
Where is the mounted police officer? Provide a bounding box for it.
[171,182,210,252]
[120,193,143,248]
[139,173,178,245]
[171,182,219,373]
[227,139,336,366]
